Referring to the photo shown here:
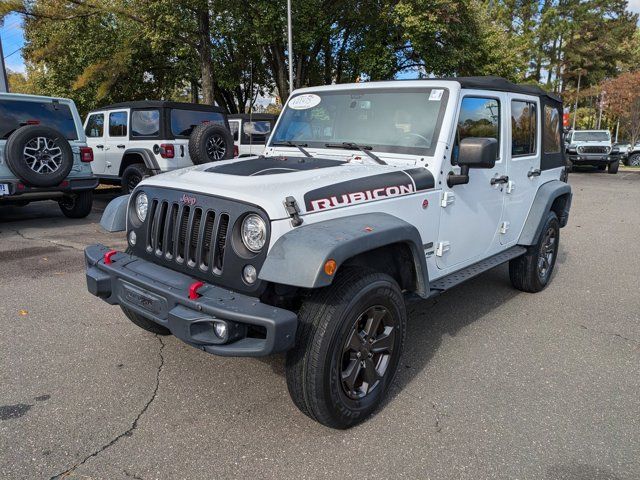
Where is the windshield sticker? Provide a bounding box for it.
[429,89,444,101]
[288,94,321,110]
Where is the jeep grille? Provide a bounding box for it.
[578,146,610,154]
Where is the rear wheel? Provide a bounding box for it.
[509,211,560,293]
[607,160,619,174]
[121,163,149,194]
[58,191,93,218]
[285,268,406,429]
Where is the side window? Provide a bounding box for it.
[543,105,561,153]
[131,110,160,137]
[454,97,500,163]
[229,121,239,141]
[109,111,128,137]
[85,113,104,138]
[511,100,537,156]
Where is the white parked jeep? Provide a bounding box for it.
[85,77,572,429]
[228,113,278,157]
[84,101,234,193]
[565,129,620,173]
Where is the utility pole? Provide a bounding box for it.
[0,35,8,93]
[287,0,294,96]
[597,90,604,130]
[615,119,619,143]
[571,69,582,131]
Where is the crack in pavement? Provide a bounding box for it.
[578,324,639,347]
[4,228,85,252]
[49,336,165,480]
[431,401,448,433]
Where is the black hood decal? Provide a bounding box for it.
[206,156,346,176]
[304,168,434,212]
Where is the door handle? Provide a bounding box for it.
[490,175,509,185]
[527,168,541,178]
[117,144,126,149]
[95,144,104,149]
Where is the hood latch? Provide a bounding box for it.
[284,196,304,227]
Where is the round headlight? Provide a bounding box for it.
[241,214,267,253]
[135,192,148,222]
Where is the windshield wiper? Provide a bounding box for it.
[271,141,312,158]
[324,142,386,165]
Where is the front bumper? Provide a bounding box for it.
[567,154,618,165]
[85,244,297,357]
[0,177,98,201]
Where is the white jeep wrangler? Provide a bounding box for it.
[565,129,621,173]
[84,101,234,193]
[85,77,572,429]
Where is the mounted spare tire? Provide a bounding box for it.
[188,123,234,164]
[5,125,74,188]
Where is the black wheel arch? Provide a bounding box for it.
[118,148,159,177]
[519,180,572,246]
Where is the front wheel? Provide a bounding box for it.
[285,268,406,429]
[607,161,619,174]
[509,211,560,293]
[627,153,640,167]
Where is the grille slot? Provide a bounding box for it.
[144,200,231,276]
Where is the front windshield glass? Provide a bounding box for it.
[573,131,610,142]
[271,88,449,156]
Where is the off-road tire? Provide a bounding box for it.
[607,160,619,174]
[120,305,171,335]
[5,125,74,187]
[285,268,406,429]
[58,190,93,218]
[627,153,640,167]
[188,123,234,165]
[509,211,560,293]
[121,163,150,194]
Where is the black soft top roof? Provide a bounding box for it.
[228,113,278,121]
[92,100,226,114]
[441,76,562,104]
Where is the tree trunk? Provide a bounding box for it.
[197,8,215,105]
[191,80,199,103]
[268,43,289,102]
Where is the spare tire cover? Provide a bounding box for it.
[5,125,74,187]
[188,123,234,165]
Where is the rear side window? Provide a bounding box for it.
[511,100,537,156]
[543,105,561,153]
[85,113,104,138]
[229,121,239,141]
[131,110,160,137]
[242,120,272,144]
[0,99,78,140]
[454,97,500,163]
[109,111,128,137]
[170,109,225,137]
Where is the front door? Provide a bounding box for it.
[104,110,129,176]
[84,112,106,174]
[436,93,507,271]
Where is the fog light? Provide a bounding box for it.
[128,230,137,246]
[243,264,257,284]
[213,321,228,340]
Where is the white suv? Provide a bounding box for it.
[84,101,233,193]
[228,113,278,157]
[85,77,572,429]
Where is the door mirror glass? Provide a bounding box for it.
[457,137,498,169]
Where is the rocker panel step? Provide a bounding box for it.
[429,246,527,294]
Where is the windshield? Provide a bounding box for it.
[572,131,610,142]
[271,88,449,156]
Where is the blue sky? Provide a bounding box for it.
[2,3,640,76]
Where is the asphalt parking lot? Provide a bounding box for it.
[1,172,639,480]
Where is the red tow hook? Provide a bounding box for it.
[104,250,118,265]
[188,281,205,300]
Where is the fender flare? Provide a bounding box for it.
[259,213,430,297]
[100,194,130,232]
[519,180,572,246]
[123,148,160,173]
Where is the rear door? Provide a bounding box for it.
[105,110,129,176]
[501,95,541,245]
[228,119,241,156]
[84,111,106,174]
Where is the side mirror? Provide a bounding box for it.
[448,137,498,187]
[457,137,498,169]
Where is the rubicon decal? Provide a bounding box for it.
[304,168,434,212]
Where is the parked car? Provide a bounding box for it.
[565,129,620,173]
[228,113,278,157]
[613,142,631,161]
[626,143,640,166]
[84,101,234,193]
[85,77,571,429]
[0,92,97,217]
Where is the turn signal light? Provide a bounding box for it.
[324,259,337,276]
[160,144,175,159]
[80,147,94,162]
[233,145,239,157]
